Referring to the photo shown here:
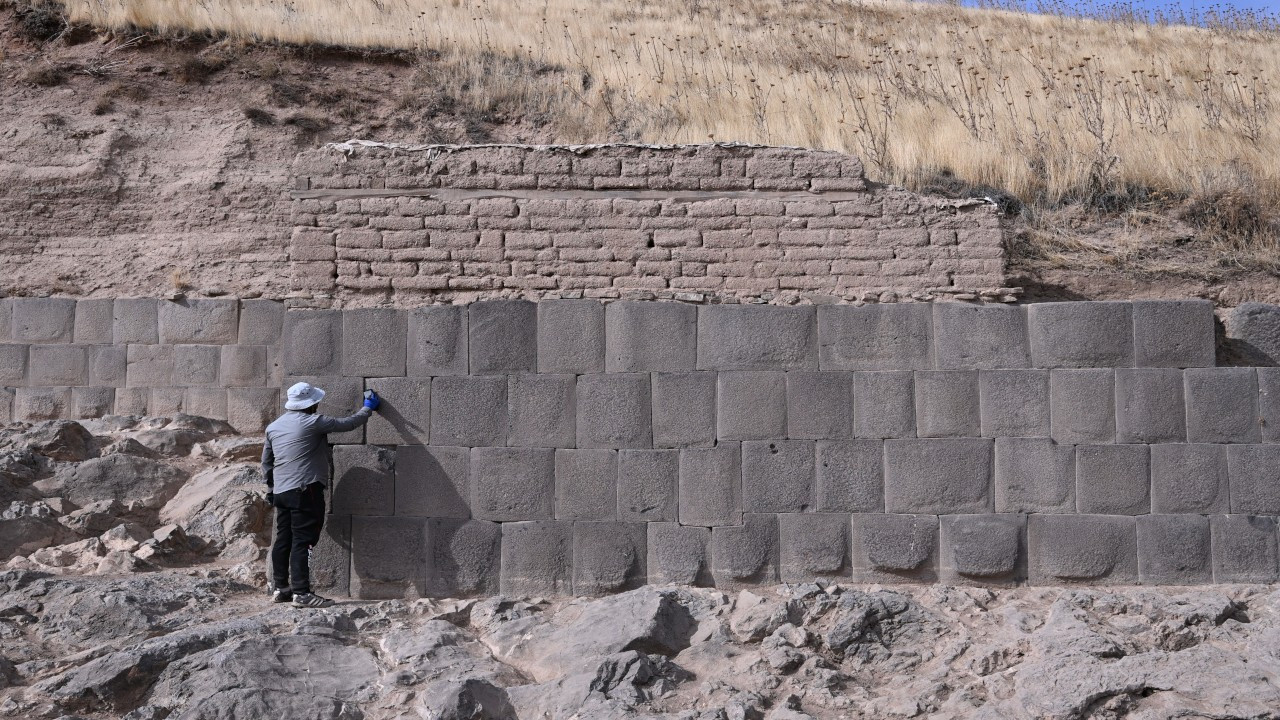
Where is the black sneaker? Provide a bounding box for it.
[291,592,334,608]
[271,588,293,604]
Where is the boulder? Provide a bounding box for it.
[35,455,189,511]
[1,501,73,558]
[99,438,158,459]
[100,523,151,553]
[160,465,269,550]
[59,500,126,536]
[9,420,98,462]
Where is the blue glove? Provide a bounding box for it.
[363,389,381,411]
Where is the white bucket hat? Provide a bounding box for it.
[285,382,325,410]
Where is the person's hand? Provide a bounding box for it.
[265,492,275,507]
[363,389,381,411]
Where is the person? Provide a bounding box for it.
[261,381,380,608]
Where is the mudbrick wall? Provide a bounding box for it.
[3,296,1280,596]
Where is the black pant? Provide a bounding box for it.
[271,482,326,594]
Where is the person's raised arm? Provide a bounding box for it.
[312,390,381,433]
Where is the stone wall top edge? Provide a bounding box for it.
[318,138,843,157]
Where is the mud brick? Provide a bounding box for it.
[1133,300,1215,368]
[1150,444,1229,513]
[884,438,993,514]
[1227,444,1280,514]
[994,437,1075,513]
[651,371,716,449]
[786,372,853,440]
[605,301,696,372]
[394,445,469,518]
[817,304,933,371]
[11,298,75,344]
[238,299,285,346]
[577,373,652,449]
[126,344,174,387]
[814,439,884,512]
[426,518,501,597]
[172,345,221,387]
[311,514,352,597]
[1027,301,1134,368]
[1028,514,1137,585]
[851,371,915,438]
[430,375,507,447]
[282,309,343,375]
[114,387,149,417]
[932,303,1028,370]
[1262,368,1280,443]
[471,447,554,521]
[1049,369,1116,444]
[914,370,980,437]
[14,387,69,421]
[697,305,817,371]
[538,299,605,374]
[149,388,185,416]
[113,298,158,344]
[158,299,238,344]
[573,521,647,595]
[939,514,1026,585]
[183,388,227,420]
[331,444,395,516]
[1116,368,1186,443]
[226,387,280,433]
[851,513,939,583]
[283,375,365,444]
[979,369,1050,438]
[1137,514,1212,585]
[507,374,576,448]
[742,440,815,513]
[343,308,407,377]
[779,512,851,583]
[71,387,115,419]
[0,344,26,385]
[1184,368,1260,444]
[617,449,679,522]
[554,449,617,520]
[1076,444,1149,515]
[717,371,786,441]
[711,514,779,589]
[351,515,427,599]
[365,377,430,446]
[679,443,742,527]
[647,522,712,586]
[73,299,114,344]
[28,344,87,386]
[469,299,536,374]
[1212,515,1279,583]
[219,345,268,387]
[500,520,574,596]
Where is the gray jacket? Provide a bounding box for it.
[261,408,372,494]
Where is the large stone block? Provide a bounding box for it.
[717,371,786,441]
[779,512,851,583]
[430,375,506,447]
[817,304,933,371]
[574,521,647,595]
[500,520,573,596]
[238,299,285,346]
[284,375,365,444]
[13,387,70,421]
[1076,444,1150,515]
[351,515,427,599]
[157,299,239,344]
[617,449,678,522]
[362,377,429,445]
[471,447,555,521]
[1261,368,1280,443]
[311,514,351,597]
[507,374,576,448]
[678,443,742,527]
[815,439,883,512]
[394,445,470,518]
[711,514,779,589]
[994,437,1074,513]
[979,369,1050,438]
[697,305,817,371]
[1115,368,1186,443]
[184,388,227,420]
[0,388,10,423]
[883,438,993,514]
[342,308,407,377]
[1028,514,1137,585]
[125,344,174,387]
[1150,444,1228,513]
[1027,301,1134,368]
[1133,300,1215,368]
[469,299,536,374]
[742,440,814,513]
[0,344,26,385]
[219,345,267,387]
[1211,515,1278,583]
[786,372,853,440]
[851,371,915,439]
[932,303,1029,370]
[647,523,712,586]
[149,388,185,416]
[73,299,114,344]
[554,449,617,520]
[1227,444,1280,514]
[537,299,605,374]
[113,298,158,345]
[427,518,501,597]
[331,444,395,516]
[577,373,652,448]
[1185,368,1260,444]
[172,345,221,387]
[0,298,9,341]
[1049,369,1115,444]
[940,514,1026,585]
[851,513,939,583]
[71,387,115,419]
[606,301,696,372]
[407,305,468,376]
[114,387,149,417]
[28,344,87,386]
[1137,514,1211,585]
[651,372,716,448]
[11,298,75,344]
[282,310,343,375]
[1225,302,1280,365]
[86,345,126,388]
[914,371,980,438]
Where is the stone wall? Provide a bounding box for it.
[4,295,1280,595]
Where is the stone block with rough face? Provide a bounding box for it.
[113,298,158,345]
[73,299,114,344]
[786,372,853,440]
[71,387,115,419]
[697,305,817,371]
[469,299,536,374]
[1027,301,1134,368]
[577,373,651,449]
[651,372,716,449]
[1225,302,1280,365]
[87,345,126,388]
[1150,444,1228,514]
[238,299,285,346]
[114,387,148,416]
[351,515,427,599]
[617,450,678,522]
[507,374,575,448]
[538,299,605,374]
[1137,514,1211,585]
[932,303,1028,370]
[364,377,430,446]
[1228,444,1280,514]
[311,514,351,597]
[0,388,11,423]
[471,447,555,522]
[1262,368,1280,443]
[1184,368,1260,444]
[184,388,227,420]
[978,369,1049,438]
[1133,300,1215,368]
[717,371,786,441]
[331,445,395,516]
[0,344,26,385]
[884,438,993,514]
[28,345,87,386]
[1212,515,1278,584]
[172,345,221,387]
[1115,368,1186,443]
[778,512,851,583]
[158,299,239,344]
[150,388,185,416]
[851,371,915,439]
[678,443,741,527]
[126,345,174,387]
[994,437,1074,513]
[226,387,280,434]
[1076,444,1150,515]
[554,449,617,521]
[14,387,70,421]
[851,513,938,583]
[427,518,501,597]
[220,345,268,387]
[817,304,933,371]
[394,445,470,518]
[430,375,506,448]
[647,522,712,586]
[343,308,407,377]
[573,521,647,595]
[606,301,696,372]
[1049,369,1115,444]
[914,371,980,438]
[742,440,814,513]
[500,520,573,596]
[940,514,1026,585]
[711,514,779,589]
[283,310,343,376]
[408,305,468,376]
[1028,514,1137,585]
[11,298,75,344]
[815,439,883,513]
